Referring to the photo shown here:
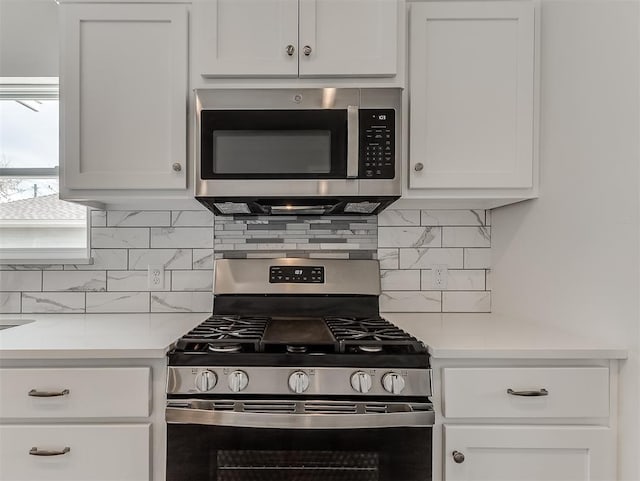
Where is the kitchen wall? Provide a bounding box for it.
[490,2,639,479]
[0,208,491,314]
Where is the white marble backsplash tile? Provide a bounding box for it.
[0,271,42,292]
[42,271,106,292]
[86,292,150,313]
[0,292,20,313]
[128,249,192,270]
[378,209,491,313]
[0,208,490,314]
[1,210,214,314]
[151,292,212,313]
[22,292,85,313]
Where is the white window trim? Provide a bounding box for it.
[0,79,91,265]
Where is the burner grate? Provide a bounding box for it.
[176,316,269,353]
[325,317,425,353]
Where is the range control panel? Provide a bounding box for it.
[269,266,325,283]
[359,109,395,179]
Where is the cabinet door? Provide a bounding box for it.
[61,4,187,190]
[444,425,615,481]
[409,2,535,189]
[299,0,398,78]
[193,0,299,77]
[0,424,150,481]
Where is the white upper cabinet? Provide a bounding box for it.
[298,0,398,78]
[60,3,188,192]
[193,0,299,78]
[406,1,537,207]
[193,0,399,78]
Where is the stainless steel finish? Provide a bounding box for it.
[288,371,310,394]
[166,400,435,429]
[168,366,432,397]
[452,451,465,464]
[228,370,249,392]
[347,105,359,178]
[29,447,71,456]
[214,258,381,296]
[381,372,406,395]
[172,162,182,172]
[195,370,217,392]
[414,162,424,172]
[28,389,70,398]
[303,45,312,56]
[286,44,295,56]
[350,371,373,394]
[195,88,401,200]
[507,388,549,397]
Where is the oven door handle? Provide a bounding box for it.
[166,406,434,430]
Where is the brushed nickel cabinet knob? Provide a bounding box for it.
[452,451,465,464]
[303,45,312,56]
[172,163,182,172]
[414,163,424,172]
[286,44,295,56]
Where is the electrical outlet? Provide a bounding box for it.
[148,265,164,290]
[432,265,448,289]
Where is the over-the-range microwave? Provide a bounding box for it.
[195,88,401,216]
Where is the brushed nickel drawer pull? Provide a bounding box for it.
[28,389,70,398]
[507,388,549,397]
[29,447,71,456]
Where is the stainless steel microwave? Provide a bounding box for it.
[195,88,401,216]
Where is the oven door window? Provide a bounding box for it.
[167,425,431,481]
[200,110,347,179]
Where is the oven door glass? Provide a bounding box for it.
[200,110,347,179]
[167,424,431,481]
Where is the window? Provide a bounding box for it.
[0,78,88,264]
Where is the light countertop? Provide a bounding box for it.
[0,313,207,360]
[384,313,628,360]
[0,312,628,361]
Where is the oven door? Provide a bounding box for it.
[200,109,352,180]
[166,400,434,481]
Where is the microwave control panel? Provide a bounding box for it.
[360,109,395,179]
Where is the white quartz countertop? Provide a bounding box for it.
[0,313,207,360]
[0,312,628,361]
[383,313,628,359]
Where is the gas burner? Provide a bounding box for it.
[286,345,308,353]
[208,344,242,353]
[358,345,383,353]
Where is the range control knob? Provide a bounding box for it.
[195,369,217,392]
[381,372,406,395]
[228,370,249,392]
[288,371,310,394]
[350,371,373,393]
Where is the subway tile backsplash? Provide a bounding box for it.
[0,208,490,314]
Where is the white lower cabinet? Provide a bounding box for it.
[444,425,614,481]
[0,424,150,481]
[438,364,617,481]
[0,366,153,481]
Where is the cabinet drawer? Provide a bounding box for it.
[443,367,609,418]
[0,424,149,481]
[0,368,150,419]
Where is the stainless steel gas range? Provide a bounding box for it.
[166,258,433,481]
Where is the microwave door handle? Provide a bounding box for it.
[347,105,359,179]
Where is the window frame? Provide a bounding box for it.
[0,78,90,265]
